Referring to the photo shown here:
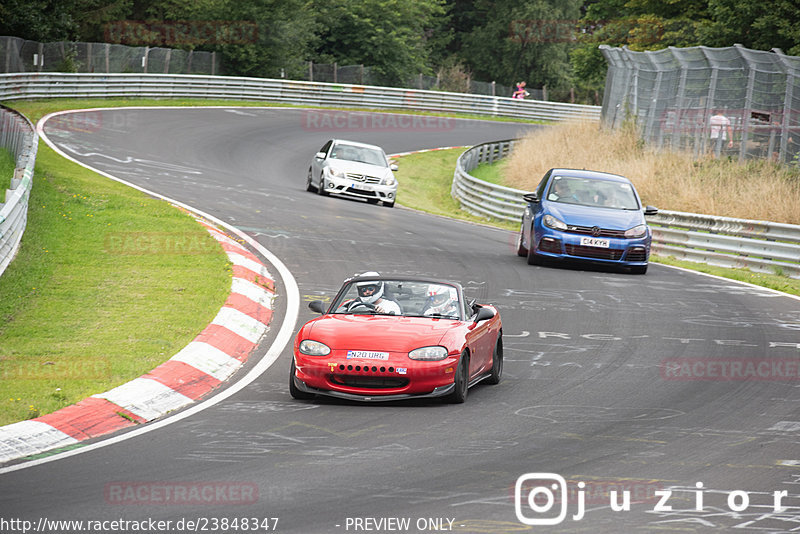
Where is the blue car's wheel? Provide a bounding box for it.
[516,226,528,257]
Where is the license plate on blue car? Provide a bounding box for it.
[580,237,610,248]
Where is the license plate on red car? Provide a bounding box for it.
[346,351,389,360]
[580,237,610,248]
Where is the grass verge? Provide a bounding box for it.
[393,148,517,231]
[0,103,231,426]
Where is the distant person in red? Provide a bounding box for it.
[513,81,529,99]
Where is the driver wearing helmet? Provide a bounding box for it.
[423,284,459,318]
[338,272,401,315]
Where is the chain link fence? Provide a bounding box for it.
[1,36,218,75]
[303,61,544,99]
[600,44,800,165]
[1,35,551,99]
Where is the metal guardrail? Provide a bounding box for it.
[0,105,37,277]
[0,73,601,123]
[452,140,800,278]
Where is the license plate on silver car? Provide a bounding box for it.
[580,237,610,248]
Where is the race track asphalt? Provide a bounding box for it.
[1,107,799,533]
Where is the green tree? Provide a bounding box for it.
[700,0,800,55]
[457,0,582,98]
[310,0,446,85]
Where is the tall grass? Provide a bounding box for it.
[505,121,800,225]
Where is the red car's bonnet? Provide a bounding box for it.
[303,314,461,352]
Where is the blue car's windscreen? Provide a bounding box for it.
[548,176,641,210]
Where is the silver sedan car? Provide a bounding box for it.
[306,139,398,207]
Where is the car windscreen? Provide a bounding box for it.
[547,176,641,210]
[332,280,462,319]
[329,144,388,167]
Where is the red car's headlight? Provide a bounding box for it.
[298,340,331,356]
[408,346,448,361]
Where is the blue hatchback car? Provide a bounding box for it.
[516,168,658,274]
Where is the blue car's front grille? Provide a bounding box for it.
[565,244,624,260]
[566,225,627,238]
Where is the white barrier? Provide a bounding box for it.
[0,106,37,277]
[0,72,601,122]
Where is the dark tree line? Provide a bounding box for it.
[1,0,798,102]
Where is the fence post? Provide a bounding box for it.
[164,48,171,73]
[669,48,690,151]
[105,43,110,73]
[734,44,756,162]
[773,48,796,165]
[308,61,313,82]
[333,62,337,83]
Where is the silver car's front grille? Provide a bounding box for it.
[346,173,381,184]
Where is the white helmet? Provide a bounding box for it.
[355,272,383,305]
[426,284,454,313]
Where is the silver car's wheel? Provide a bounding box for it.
[317,173,328,196]
[306,168,316,192]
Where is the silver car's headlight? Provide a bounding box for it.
[298,340,331,356]
[327,167,345,179]
[625,224,647,238]
[408,346,448,361]
[382,175,396,186]
[543,214,567,231]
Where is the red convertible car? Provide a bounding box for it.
[289,274,503,403]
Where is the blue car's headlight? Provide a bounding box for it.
[408,346,448,361]
[298,340,331,356]
[543,214,567,231]
[625,224,647,238]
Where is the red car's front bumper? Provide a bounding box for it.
[293,351,460,401]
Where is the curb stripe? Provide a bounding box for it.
[211,307,269,344]
[194,324,258,361]
[0,421,79,463]
[220,242,260,263]
[231,277,274,307]
[34,398,145,440]
[225,292,274,324]
[169,341,243,382]
[144,360,223,400]
[94,378,195,421]
[232,264,275,290]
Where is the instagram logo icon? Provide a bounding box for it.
[515,473,569,525]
